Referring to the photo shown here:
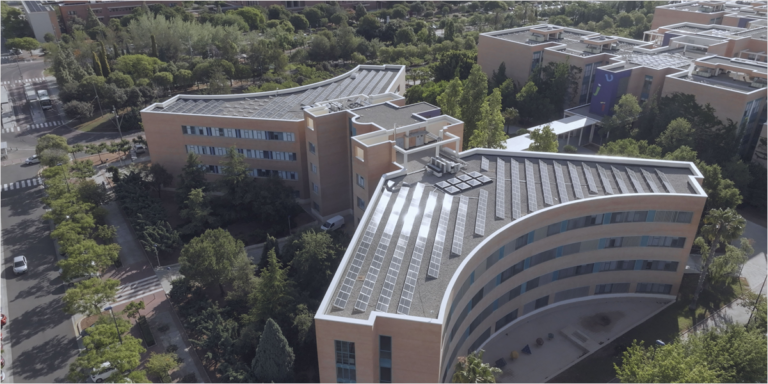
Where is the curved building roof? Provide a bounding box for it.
[143,65,404,120]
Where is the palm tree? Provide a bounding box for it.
[689,208,746,310]
[452,350,501,383]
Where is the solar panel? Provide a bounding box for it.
[451,196,469,255]
[333,190,393,309]
[427,194,453,279]
[567,162,585,199]
[397,190,439,315]
[447,178,461,185]
[478,175,492,184]
[524,160,538,212]
[468,171,482,178]
[581,163,599,194]
[475,189,489,236]
[597,165,615,195]
[510,160,522,219]
[354,187,410,312]
[495,159,506,219]
[445,186,460,194]
[436,181,451,189]
[655,169,676,193]
[554,162,569,203]
[539,160,554,206]
[639,169,660,194]
[611,166,629,194]
[458,174,472,182]
[626,167,645,193]
[455,182,471,191]
[376,184,425,313]
[481,156,490,171]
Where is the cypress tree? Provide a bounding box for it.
[251,319,294,383]
[459,65,489,146]
[92,51,103,77]
[98,41,110,76]
[258,234,280,274]
[112,43,120,59]
[150,34,158,58]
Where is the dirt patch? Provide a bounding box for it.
[579,311,625,333]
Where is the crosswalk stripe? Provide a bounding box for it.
[3,184,7,191]
[44,122,49,127]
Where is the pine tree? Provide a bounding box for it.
[99,41,110,76]
[469,89,507,149]
[176,153,209,210]
[491,62,507,89]
[248,249,290,323]
[258,234,280,274]
[92,51,103,77]
[437,78,463,120]
[459,65,488,147]
[251,319,294,383]
[150,34,158,58]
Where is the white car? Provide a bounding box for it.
[89,362,118,383]
[24,155,40,165]
[134,145,146,154]
[13,256,27,274]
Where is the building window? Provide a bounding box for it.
[355,146,365,161]
[595,283,630,294]
[379,336,391,383]
[92,8,102,13]
[313,201,320,212]
[67,10,77,15]
[636,283,672,294]
[309,142,316,154]
[335,340,356,383]
[312,182,319,195]
[357,174,365,188]
[530,51,543,74]
[181,125,295,142]
[311,162,318,174]
[640,75,653,101]
[357,197,366,210]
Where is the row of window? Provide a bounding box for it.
[446,209,693,336]
[205,164,298,180]
[443,280,673,382]
[185,145,297,161]
[182,125,296,142]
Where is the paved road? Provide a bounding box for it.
[1,163,79,382]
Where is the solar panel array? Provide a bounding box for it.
[641,169,660,193]
[451,196,469,256]
[397,190,439,315]
[435,172,492,195]
[475,189,489,236]
[481,156,490,171]
[539,160,554,206]
[495,159,506,219]
[611,166,629,194]
[333,190,393,309]
[354,187,410,312]
[597,165,615,195]
[582,163,599,194]
[524,160,538,212]
[626,167,645,193]
[510,160,522,219]
[655,169,676,193]
[567,162,585,199]
[376,184,424,313]
[553,162,569,203]
[427,195,454,279]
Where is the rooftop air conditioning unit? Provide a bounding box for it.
[586,45,602,53]
[531,34,547,42]
[695,70,713,77]
[750,81,766,88]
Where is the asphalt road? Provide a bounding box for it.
[1,163,79,383]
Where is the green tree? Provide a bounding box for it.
[468,89,507,149]
[6,37,39,57]
[207,66,231,94]
[459,65,488,147]
[179,188,217,236]
[176,153,209,208]
[82,315,131,351]
[114,54,162,80]
[657,117,694,153]
[220,146,253,210]
[289,230,340,294]
[600,94,641,139]
[698,162,743,211]
[122,301,146,324]
[690,208,746,310]
[99,41,111,76]
[62,277,120,316]
[92,51,103,77]
[437,78,463,120]
[356,14,381,40]
[703,237,752,286]
[289,13,310,30]
[150,34,158,57]
[432,51,477,82]
[146,352,180,382]
[491,62,507,89]
[528,125,558,153]
[107,71,134,88]
[452,350,501,383]
[303,7,323,27]
[68,334,146,383]
[597,138,662,159]
[1,4,33,39]
[147,163,173,198]
[234,7,266,30]
[355,3,367,19]
[252,318,294,383]
[515,81,550,125]
[248,249,290,323]
[36,134,71,166]
[258,234,281,273]
[180,228,249,295]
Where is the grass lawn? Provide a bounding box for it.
[549,274,748,383]
[74,111,140,133]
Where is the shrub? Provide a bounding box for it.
[563,145,578,153]
[63,100,94,121]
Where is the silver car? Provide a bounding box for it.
[24,155,40,165]
[13,256,27,274]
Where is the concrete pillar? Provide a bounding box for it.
[578,127,584,146]
[566,130,571,145]
[589,124,596,143]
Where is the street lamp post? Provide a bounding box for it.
[103,306,123,344]
[111,105,124,140]
[153,243,160,269]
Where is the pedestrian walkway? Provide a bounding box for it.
[2,177,43,191]
[1,77,47,84]
[103,201,150,267]
[109,275,164,308]
[1,120,65,133]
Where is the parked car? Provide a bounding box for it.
[89,362,117,383]
[12,256,27,275]
[24,155,40,165]
[134,144,146,154]
[320,215,345,232]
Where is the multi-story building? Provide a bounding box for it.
[58,1,174,32]
[478,23,767,158]
[21,1,61,42]
[650,1,766,29]
[315,145,707,382]
[230,1,378,11]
